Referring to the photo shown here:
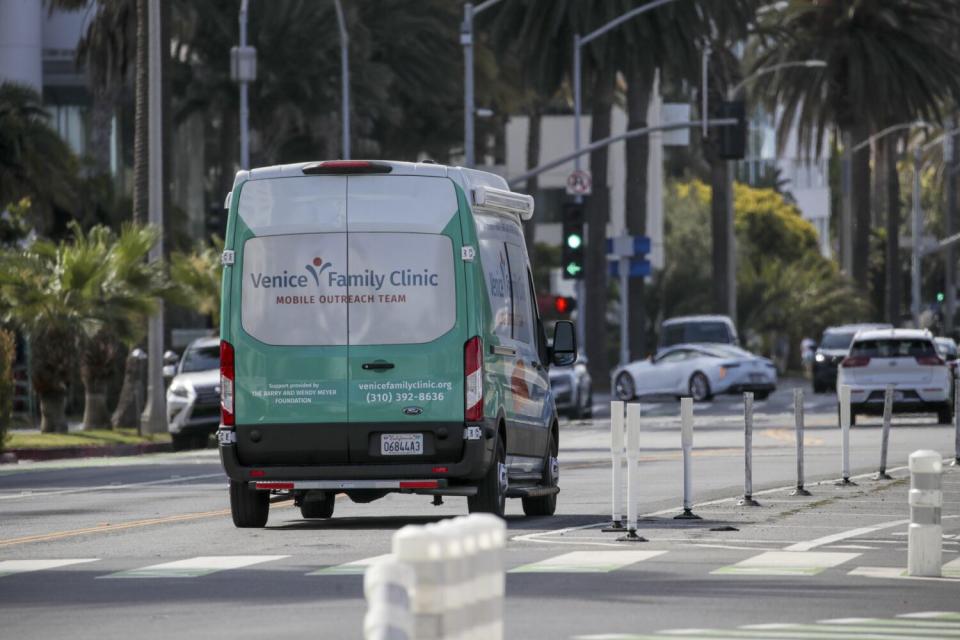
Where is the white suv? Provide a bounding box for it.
[837,328,953,425]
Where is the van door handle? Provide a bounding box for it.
[491,346,516,357]
[362,361,395,371]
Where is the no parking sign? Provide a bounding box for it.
[565,170,592,196]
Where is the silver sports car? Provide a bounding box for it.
[612,343,777,402]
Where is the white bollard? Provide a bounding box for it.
[907,450,943,577]
[837,384,856,486]
[438,520,466,640]
[364,557,415,640]
[605,400,626,531]
[674,398,700,519]
[876,385,894,480]
[739,392,760,507]
[618,403,647,542]
[791,388,811,496]
[392,524,445,640]
[470,514,505,640]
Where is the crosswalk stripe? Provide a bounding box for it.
[943,557,960,578]
[899,613,960,620]
[0,559,97,577]
[849,566,960,582]
[660,628,947,639]
[101,555,287,578]
[306,554,392,576]
[711,551,860,576]
[819,618,960,633]
[510,550,667,574]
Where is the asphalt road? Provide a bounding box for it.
[1,378,959,639]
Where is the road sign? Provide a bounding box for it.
[606,235,651,257]
[609,259,651,278]
[566,169,592,196]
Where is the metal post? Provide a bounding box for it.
[619,256,629,367]
[738,392,760,506]
[876,385,894,480]
[140,0,166,435]
[573,35,582,176]
[725,159,737,322]
[954,378,960,466]
[675,398,700,519]
[333,0,350,160]
[461,3,474,167]
[837,384,856,486]
[907,450,943,577]
[841,135,853,275]
[238,0,250,170]
[791,388,811,496]
[945,122,957,334]
[618,403,647,542]
[603,400,626,531]
[912,147,923,326]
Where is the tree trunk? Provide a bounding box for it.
[523,104,542,257]
[871,140,885,228]
[851,120,872,289]
[81,331,119,431]
[82,389,110,431]
[88,85,116,175]
[112,349,147,430]
[132,0,148,224]
[39,392,67,434]
[885,135,902,325]
[584,65,616,388]
[625,61,653,361]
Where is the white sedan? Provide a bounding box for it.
[612,344,778,402]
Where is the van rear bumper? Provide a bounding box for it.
[218,419,497,484]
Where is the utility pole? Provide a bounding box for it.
[141,0,166,435]
[946,115,958,335]
[461,0,503,168]
[333,0,350,159]
[912,146,923,326]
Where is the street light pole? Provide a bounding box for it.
[913,146,923,325]
[947,116,958,334]
[141,0,165,435]
[238,0,250,170]
[333,0,350,159]
[461,0,503,169]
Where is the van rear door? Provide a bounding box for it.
[230,176,351,464]
[345,176,467,463]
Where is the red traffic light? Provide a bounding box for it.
[553,296,576,314]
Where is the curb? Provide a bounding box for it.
[1,442,173,463]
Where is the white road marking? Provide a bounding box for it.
[102,555,287,578]
[0,558,97,577]
[510,550,667,573]
[943,557,960,578]
[0,473,226,501]
[711,551,860,576]
[848,566,960,582]
[899,613,960,620]
[307,553,392,576]
[783,520,910,552]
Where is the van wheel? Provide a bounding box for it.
[468,438,506,517]
[522,432,558,517]
[300,492,336,519]
[614,373,635,401]
[230,480,269,528]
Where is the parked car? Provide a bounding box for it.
[658,315,738,353]
[612,343,777,402]
[549,354,592,419]
[166,337,222,450]
[812,323,892,393]
[934,336,959,379]
[217,160,576,527]
[837,328,953,426]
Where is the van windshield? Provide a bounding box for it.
[661,321,731,347]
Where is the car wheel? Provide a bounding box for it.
[614,372,635,401]
[522,431,558,517]
[468,436,506,517]
[689,372,712,402]
[230,480,269,528]
[583,390,594,417]
[300,492,336,519]
[938,404,953,425]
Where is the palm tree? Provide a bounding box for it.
[169,236,223,329]
[0,224,165,432]
[0,83,78,233]
[751,0,960,292]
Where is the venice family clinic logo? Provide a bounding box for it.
[305,256,332,286]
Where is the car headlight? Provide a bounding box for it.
[815,353,825,362]
[169,384,190,398]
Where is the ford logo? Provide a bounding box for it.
[403,406,423,416]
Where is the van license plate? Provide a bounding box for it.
[381,434,424,456]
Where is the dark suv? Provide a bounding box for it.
[812,323,891,393]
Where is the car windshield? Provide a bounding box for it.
[820,332,854,350]
[179,345,220,373]
[849,339,937,358]
[661,321,731,347]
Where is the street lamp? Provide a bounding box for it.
[333,0,350,159]
[233,0,256,170]
[722,59,826,321]
[461,0,504,168]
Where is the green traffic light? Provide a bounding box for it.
[938,292,946,302]
[566,233,583,249]
[565,262,582,276]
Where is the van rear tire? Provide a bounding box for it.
[300,492,336,519]
[230,480,269,528]
[468,438,506,518]
[522,432,558,517]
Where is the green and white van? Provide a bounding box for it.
[217,160,577,527]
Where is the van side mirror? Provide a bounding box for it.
[162,364,177,378]
[551,321,576,367]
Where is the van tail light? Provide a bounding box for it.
[841,356,870,368]
[465,336,483,422]
[916,355,945,366]
[220,340,235,427]
[301,160,392,175]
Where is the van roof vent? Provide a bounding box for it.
[302,160,393,175]
[471,185,534,220]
